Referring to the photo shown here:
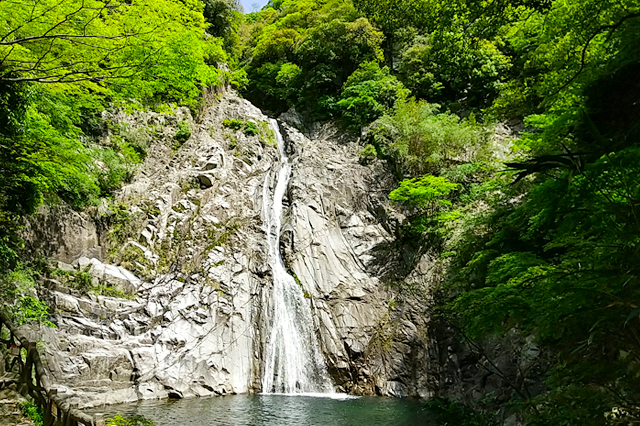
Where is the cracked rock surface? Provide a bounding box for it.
[23,90,435,409]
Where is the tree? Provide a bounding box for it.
[369,99,491,177]
[335,61,408,128]
[352,0,431,68]
[0,0,222,100]
[202,0,243,58]
[390,174,460,209]
[398,31,511,109]
[243,1,384,114]
[0,0,227,273]
[294,16,384,111]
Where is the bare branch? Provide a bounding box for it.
[551,11,640,96]
[0,31,152,46]
[0,47,162,84]
[39,0,88,41]
[0,45,16,68]
[0,0,68,43]
[32,36,58,73]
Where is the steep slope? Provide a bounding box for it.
[278,115,434,396]
[21,89,435,409]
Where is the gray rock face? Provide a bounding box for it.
[34,90,277,409]
[30,89,436,409]
[278,120,434,396]
[22,206,103,263]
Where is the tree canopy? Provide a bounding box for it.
[237,0,640,423]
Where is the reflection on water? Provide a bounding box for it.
[94,394,433,426]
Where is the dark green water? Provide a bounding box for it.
[98,394,434,426]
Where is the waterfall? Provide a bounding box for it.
[261,118,333,394]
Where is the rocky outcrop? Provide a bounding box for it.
[28,91,278,408]
[278,119,435,397]
[23,89,437,409]
[22,206,103,263]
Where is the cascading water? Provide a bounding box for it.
[261,118,333,394]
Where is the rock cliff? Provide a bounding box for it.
[21,90,436,409]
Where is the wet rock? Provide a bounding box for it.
[280,119,433,397]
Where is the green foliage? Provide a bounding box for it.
[0,89,99,214]
[205,218,242,250]
[359,144,378,164]
[296,17,384,88]
[223,119,263,138]
[224,131,238,149]
[269,0,637,420]
[352,0,431,36]
[202,0,243,59]
[1,263,54,327]
[229,68,250,90]
[257,121,277,146]
[335,61,409,128]
[0,0,239,273]
[398,32,511,109]
[0,0,223,101]
[390,175,460,208]
[424,398,497,426]
[105,202,135,248]
[51,266,132,299]
[368,99,492,177]
[276,63,302,87]
[0,0,637,422]
[11,295,54,326]
[242,0,384,115]
[223,119,244,130]
[106,415,155,426]
[243,121,259,136]
[92,146,137,196]
[19,401,44,426]
[51,267,93,290]
[0,213,24,271]
[440,14,640,417]
[173,121,192,149]
[118,124,152,161]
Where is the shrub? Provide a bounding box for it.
[398,31,511,109]
[92,147,136,196]
[229,69,249,90]
[257,121,276,146]
[336,61,409,129]
[369,99,491,177]
[222,118,243,130]
[19,401,44,426]
[12,296,55,327]
[243,121,259,136]
[389,175,460,209]
[119,124,151,161]
[173,121,191,147]
[52,267,97,292]
[2,263,54,327]
[105,202,134,249]
[359,144,377,164]
[106,415,155,426]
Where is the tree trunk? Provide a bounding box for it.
[384,32,394,71]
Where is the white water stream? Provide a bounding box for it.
[261,118,333,394]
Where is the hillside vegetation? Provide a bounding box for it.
[240,0,640,423]
[1,0,640,424]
